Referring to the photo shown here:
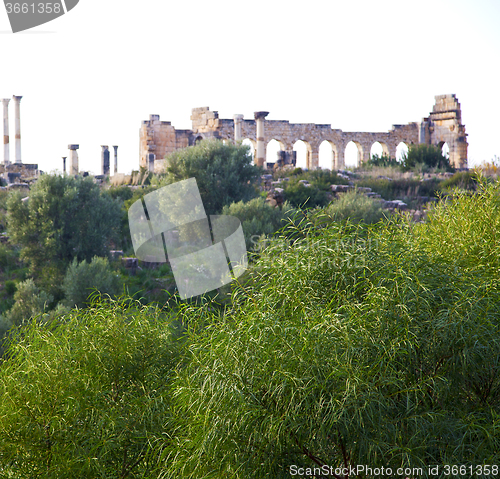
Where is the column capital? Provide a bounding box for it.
[68,144,79,150]
[254,111,269,120]
[101,145,109,150]
[2,98,10,106]
[112,145,118,150]
[12,95,22,103]
[233,114,244,121]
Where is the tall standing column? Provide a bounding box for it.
[233,114,243,142]
[68,144,79,175]
[101,145,110,175]
[2,99,10,166]
[254,111,268,167]
[12,95,22,164]
[113,145,118,174]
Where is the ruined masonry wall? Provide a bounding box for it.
[140,96,468,172]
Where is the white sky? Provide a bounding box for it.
[0,0,499,174]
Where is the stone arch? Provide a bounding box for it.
[266,139,285,166]
[370,141,390,159]
[344,140,363,167]
[293,139,312,169]
[319,140,339,170]
[395,141,409,162]
[194,135,204,144]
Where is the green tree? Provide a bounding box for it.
[63,256,122,308]
[159,139,260,214]
[7,174,122,295]
[0,297,179,478]
[403,143,452,170]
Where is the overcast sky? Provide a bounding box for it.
[1,0,499,174]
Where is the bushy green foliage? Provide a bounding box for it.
[159,180,500,477]
[403,144,452,171]
[6,175,122,295]
[0,297,179,478]
[63,256,122,308]
[4,278,53,327]
[104,185,134,203]
[283,181,329,208]
[222,197,297,250]
[282,169,350,209]
[440,170,477,191]
[357,177,443,200]
[322,190,387,224]
[159,139,260,214]
[368,153,401,168]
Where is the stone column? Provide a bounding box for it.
[12,96,22,164]
[101,145,110,176]
[113,145,118,174]
[254,111,268,167]
[311,149,319,169]
[62,157,67,173]
[68,144,79,175]
[233,114,243,142]
[2,99,10,166]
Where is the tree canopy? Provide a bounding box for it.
[6,174,122,292]
[158,139,260,214]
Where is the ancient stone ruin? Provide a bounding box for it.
[140,94,468,172]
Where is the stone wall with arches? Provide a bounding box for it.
[140,95,468,172]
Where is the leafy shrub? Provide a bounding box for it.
[63,256,122,308]
[440,171,477,191]
[368,153,401,168]
[4,278,53,326]
[403,143,452,171]
[322,190,387,224]
[283,181,329,208]
[222,197,297,251]
[0,297,180,478]
[357,177,443,200]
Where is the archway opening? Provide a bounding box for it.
[319,140,336,170]
[195,135,204,144]
[441,142,450,159]
[370,141,383,160]
[266,139,284,166]
[396,142,409,163]
[293,140,309,169]
[242,138,255,162]
[345,141,362,168]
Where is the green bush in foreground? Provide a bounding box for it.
[0,297,180,478]
[160,179,500,478]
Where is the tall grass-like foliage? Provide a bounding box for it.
[0,297,180,478]
[160,181,500,478]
